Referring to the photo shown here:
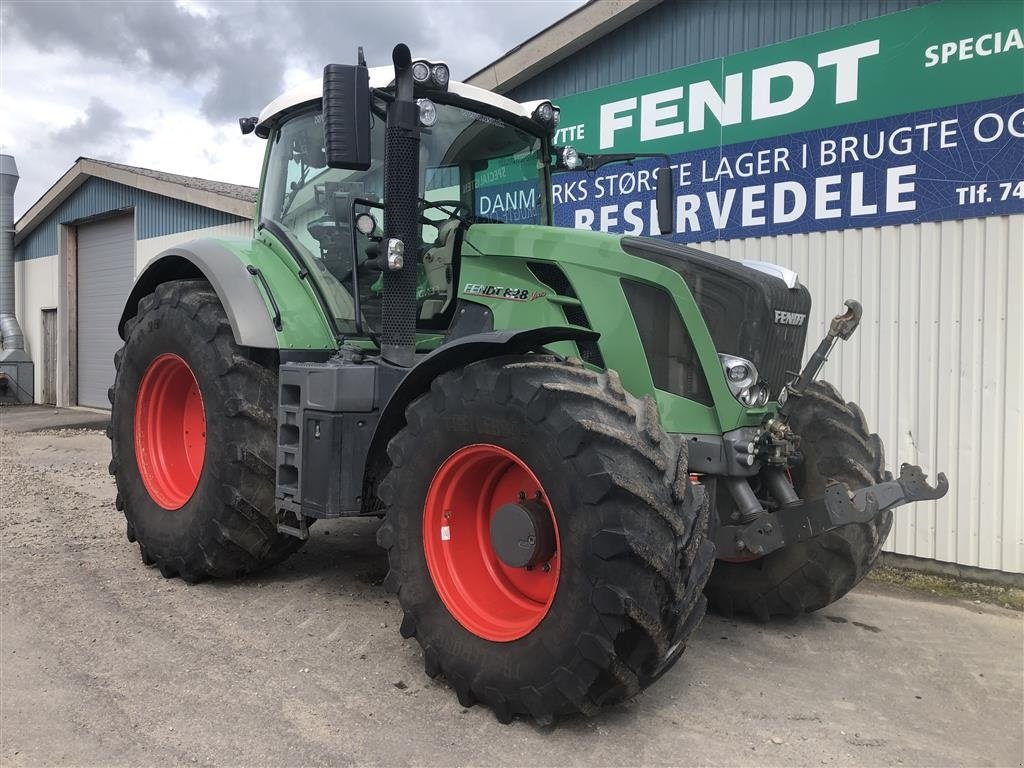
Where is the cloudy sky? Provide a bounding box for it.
[0,0,583,217]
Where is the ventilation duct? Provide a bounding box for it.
[0,154,35,403]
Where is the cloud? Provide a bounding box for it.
[1,0,583,216]
[50,97,150,146]
[5,1,581,122]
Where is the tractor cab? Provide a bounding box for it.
[252,60,559,342]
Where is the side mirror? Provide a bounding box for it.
[322,63,371,170]
[655,166,674,236]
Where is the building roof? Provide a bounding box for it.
[89,159,258,203]
[15,157,257,244]
[465,0,662,94]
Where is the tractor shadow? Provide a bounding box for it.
[256,516,390,588]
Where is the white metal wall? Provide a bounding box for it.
[695,214,1024,573]
[14,253,58,404]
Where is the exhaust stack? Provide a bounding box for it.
[379,44,421,368]
[0,154,34,403]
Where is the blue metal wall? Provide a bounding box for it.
[507,0,936,102]
[16,176,250,261]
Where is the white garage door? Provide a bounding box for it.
[77,214,135,409]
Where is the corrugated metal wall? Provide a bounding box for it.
[692,215,1023,573]
[16,176,250,262]
[507,0,935,102]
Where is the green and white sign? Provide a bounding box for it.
[550,0,1024,240]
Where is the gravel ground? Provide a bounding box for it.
[1,406,1022,767]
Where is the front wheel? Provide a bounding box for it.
[705,381,892,620]
[108,279,303,582]
[376,356,714,723]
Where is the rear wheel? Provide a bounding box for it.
[108,279,303,581]
[705,381,891,620]
[377,356,714,723]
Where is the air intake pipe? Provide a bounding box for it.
[0,154,26,355]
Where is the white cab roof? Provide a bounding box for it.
[256,64,551,136]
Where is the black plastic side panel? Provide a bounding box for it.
[277,361,380,520]
[622,237,811,397]
[298,412,377,516]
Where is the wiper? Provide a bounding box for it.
[281,163,310,217]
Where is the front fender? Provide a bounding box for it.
[365,326,600,485]
[118,237,335,350]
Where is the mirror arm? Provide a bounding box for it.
[575,152,675,236]
[580,151,671,171]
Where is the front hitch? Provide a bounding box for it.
[715,464,949,558]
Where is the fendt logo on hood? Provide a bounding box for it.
[463,283,547,302]
[774,309,807,326]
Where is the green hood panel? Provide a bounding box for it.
[462,225,758,434]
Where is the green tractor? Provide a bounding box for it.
[108,45,947,723]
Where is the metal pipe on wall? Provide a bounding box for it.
[0,153,26,354]
[0,153,34,404]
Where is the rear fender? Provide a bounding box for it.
[118,237,335,350]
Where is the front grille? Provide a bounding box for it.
[622,279,712,405]
[527,262,605,368]
[621,238,811,398]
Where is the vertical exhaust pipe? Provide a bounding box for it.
[0,154,26,355]
[380,44,421,368]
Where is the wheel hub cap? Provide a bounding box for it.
[490,499,556,569]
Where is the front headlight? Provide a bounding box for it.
[719,354,769,407]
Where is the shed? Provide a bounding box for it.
[13,158,256,407]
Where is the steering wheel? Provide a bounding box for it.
[418,198,474,227]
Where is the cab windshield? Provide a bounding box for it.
[260,102,549,336]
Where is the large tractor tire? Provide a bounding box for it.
[376,356,715,723]
[706,381,891,621]
[108,279,303,582]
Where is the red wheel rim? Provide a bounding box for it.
[134,353,206,511]
[423,444,560,642]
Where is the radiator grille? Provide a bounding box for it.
[622,279,713,406]
[621,237,811,398]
